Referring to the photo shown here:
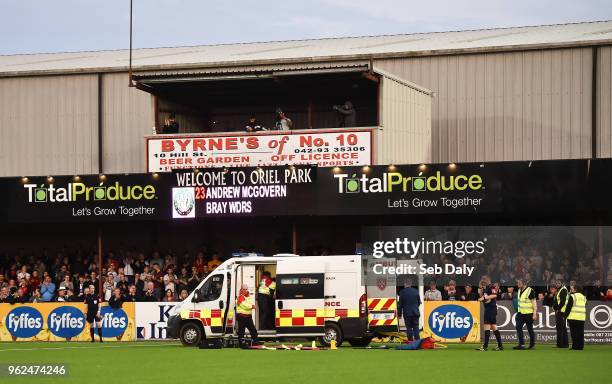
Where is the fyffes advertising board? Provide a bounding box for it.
[0,303,136,342]
[423,301,481,342]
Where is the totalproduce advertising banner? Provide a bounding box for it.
[318,162,499,214]
[0,303,136,342]
[1,159,610,222]
[423,301,480,343]
[4,174,171,222]
[146,129,373,172]
[135,302,175,340]
[491,302,612,344]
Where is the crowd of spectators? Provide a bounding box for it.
[1,238,610,305]
[0,246,226,304]
[419,237,611,301]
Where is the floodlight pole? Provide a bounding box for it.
[98,227,104,296]
[128,0,135,87]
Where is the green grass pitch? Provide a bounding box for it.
[0,342,610,383]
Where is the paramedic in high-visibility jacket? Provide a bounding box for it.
[513,278,537,350]
[553,280,569,348]
[564,285,587,350]
[236,284,259,347]
[257,271,275,330]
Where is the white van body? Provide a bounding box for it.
[167,255,407,347]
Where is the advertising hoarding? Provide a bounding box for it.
[135,302,176,340]
[423,301,481,343]
[0,303,136,342]
[2,159,610,223]
[147,129,374,172]
[490,302,612,344]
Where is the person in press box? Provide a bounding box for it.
[333,100,356,127]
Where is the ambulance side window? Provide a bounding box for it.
[198,274,224,301]
[276,274,324,300]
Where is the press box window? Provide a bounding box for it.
[198,274,224,301]
[276,273,324,300]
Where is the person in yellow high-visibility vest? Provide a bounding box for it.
[236,284,259,348]
[257,271,275,330]
[564,285,587,350]
[553,280,569,348]
[513,278,537,350]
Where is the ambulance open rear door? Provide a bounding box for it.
[366,258,399,333]
[275,259,325,336]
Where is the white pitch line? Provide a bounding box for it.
[0,343,181,352]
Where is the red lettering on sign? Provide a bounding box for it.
[226,137,238,150]
[177,139,191,152]
[193,139,205,151]
[246,137,259,149]
[209,138,223,151]
[161,140,174,152]
[159,158,193,165]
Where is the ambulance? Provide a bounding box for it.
[167,254,412,347]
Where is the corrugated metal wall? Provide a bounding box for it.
[376,74,432,164]
[597,46,612,158]
[101,73,154,174]
[0,74,98,177]
[375,48,593,162]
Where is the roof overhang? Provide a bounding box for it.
[131,61,432,96]
[132,61,371,85]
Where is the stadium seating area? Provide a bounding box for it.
[0,240,609,304]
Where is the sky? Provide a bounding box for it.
[0,0,610,55]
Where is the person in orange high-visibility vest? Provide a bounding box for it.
[236,284,259,347]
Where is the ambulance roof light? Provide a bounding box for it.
[272,253,300,257]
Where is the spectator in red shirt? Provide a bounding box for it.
[29,270,41,291]
[152,263,164,289]
[193,252,206,274]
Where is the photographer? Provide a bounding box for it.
[333,101,356,127]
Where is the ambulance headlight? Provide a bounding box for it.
[169,301,183,317]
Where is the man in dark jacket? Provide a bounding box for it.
[124,285,139,302]
[398,278,421,341]
[108,288,124,309]
[333,101,356,127]
[553,280,569,348]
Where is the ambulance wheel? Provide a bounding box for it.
[179,322,203,347]
[319,323,343,347]
[348,337,373,347]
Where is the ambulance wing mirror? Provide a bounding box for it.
[192,291,200,303]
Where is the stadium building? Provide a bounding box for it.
[0,21,611,176]
[0,21,611,286]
